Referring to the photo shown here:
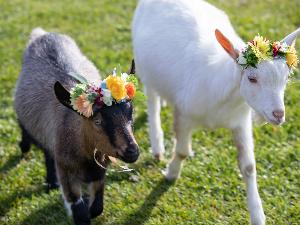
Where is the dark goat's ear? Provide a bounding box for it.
[128,59,135,74]
[54,81,73,110]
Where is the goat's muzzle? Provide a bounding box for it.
[120,143,140,163]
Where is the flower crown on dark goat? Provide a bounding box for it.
[69,67,138,118]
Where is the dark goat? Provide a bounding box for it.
[14,28,139,225]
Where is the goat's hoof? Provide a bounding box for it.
[89,203,103,219]
[19,141,31,154]
[162,168,179,182]
[250,209,265,225]
[189,150,195,157]
[46,182,59,192]
[71,200,90,225]
[154,153,164,161]
[89,192,103,218]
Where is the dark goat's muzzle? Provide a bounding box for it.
[121,144,139,163]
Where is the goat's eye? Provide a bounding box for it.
[95,120,102,126]
[248,76,257,83]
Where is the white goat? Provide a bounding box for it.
[132,0,300,224]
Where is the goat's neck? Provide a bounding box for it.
[211,56,248,111]
[81,121,97,158]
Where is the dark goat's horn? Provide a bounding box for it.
[128,59,135,74]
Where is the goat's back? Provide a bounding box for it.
[15,29,100,152]
[133,0,247,128]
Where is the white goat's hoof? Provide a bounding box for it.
[163,166,180,181]
[250,210,265,225]
[154,153,164,161]
[189,150,195,157]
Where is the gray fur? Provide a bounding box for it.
[15,28,100,154]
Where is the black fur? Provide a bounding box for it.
[89,189,104,219]
[54,81,73,110]
[71,200,90,225]
[43,150,59,190]
[18,121,59,190]
[19,123,32,154]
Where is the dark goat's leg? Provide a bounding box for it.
[43,150,59,190]
[19,124,32,154]
[88,179,104,218]
[57,165,90,225]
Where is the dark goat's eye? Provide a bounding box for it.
[95,120,102,126]
[248,76,257,83]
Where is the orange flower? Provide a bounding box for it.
[125,82,136,99]
[75,94,93,118]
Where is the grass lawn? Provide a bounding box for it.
[0,0,299,224]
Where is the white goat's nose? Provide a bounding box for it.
[272,110,284,120]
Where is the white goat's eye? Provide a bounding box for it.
[248,76,257,84]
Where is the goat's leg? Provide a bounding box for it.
[43,150,59,190]
[146,87,165,160]
[165,111,192,180]
[57,165,90,225]
[19,123,32,154]
[88,179,104,218]
[233,122,265,225]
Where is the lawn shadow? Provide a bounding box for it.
[20,199,73,225]
[0,153,22,174]
[120,178,173,225]
[0,186,44,218]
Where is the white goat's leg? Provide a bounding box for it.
[165,111,192,180]
[145,87,165,160]
[233,121,265,225]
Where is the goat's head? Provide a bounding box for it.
[216,28,300,125]
[54,82,139,163]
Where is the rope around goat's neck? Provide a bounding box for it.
[93,148,135,173]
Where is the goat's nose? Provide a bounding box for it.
[272,110,284,120]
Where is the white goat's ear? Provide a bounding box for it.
[215,29,239,60]
[281,27,300,46]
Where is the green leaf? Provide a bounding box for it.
[68,72,88,84]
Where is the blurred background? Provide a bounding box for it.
[0,0,299,224]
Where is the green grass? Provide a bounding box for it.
[0,0,299,224]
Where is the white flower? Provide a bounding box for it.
[102,89,111,97]
[121,72,128,82]
[112,67,117,76]
[103,96,113,106]
[280,42,289,53]
[102,89,113,106]
[237,54,247,65]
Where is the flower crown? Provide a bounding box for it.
[69,68,138,118]
[237,35,298,70]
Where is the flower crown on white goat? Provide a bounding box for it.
[237,35,298,70]
[69,68,138,118]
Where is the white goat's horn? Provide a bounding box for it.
[281,27,300,46]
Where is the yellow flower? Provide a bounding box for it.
[250,35,271,61]
[75,93,93,118]
[105,75,127,101]
[286,45,298,69]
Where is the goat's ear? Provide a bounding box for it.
[54,81,73,110]
[281,27,300,47]
[128,59,135,74]
[215,29,239,60]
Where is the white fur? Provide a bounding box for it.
[29,27,47,44]
[132,0,299,224]
[60,186,72,216]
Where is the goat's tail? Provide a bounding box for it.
[29,27,47,44]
